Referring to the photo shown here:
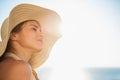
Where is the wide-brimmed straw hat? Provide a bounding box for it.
[0,3,61,69]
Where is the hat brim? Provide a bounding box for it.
[0,4,61,68]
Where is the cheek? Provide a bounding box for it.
[17,34,33,47]
[22,34,34,42]
[17,29,37,45]
[17,32,31,42]
[20,31,34,38]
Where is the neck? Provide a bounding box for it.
[7,40,40,62]
[9,49,32,62]
[8,43,36,62]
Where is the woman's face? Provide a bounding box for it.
[10,20,43,52]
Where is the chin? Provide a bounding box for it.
[35,47,42,51]
[32,48,42,53]
[31,45,43,52]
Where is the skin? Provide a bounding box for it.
[0,20,43,80]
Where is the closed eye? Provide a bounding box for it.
[32,27,37,31]
[31,24,41,32]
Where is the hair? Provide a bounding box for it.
[0,21,25,62]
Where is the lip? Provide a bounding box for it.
[37,39,43,42]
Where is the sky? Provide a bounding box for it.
[0,0,120,80]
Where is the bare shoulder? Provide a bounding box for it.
[0,57,31,80]
[9,58,31,73]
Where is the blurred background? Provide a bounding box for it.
[0,0,120,80]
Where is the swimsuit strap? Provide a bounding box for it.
[32,69,39,80]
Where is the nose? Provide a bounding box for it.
[37,31,43,38]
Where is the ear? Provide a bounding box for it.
[9,32,18,40]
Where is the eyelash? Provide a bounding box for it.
[31,25,41,32]
[32,28,37,31]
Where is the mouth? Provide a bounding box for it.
[37,39,43,43]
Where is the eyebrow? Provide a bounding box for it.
[33,24,38,28]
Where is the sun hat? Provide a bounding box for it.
[0,3,61,69]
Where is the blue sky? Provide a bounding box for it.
[93,0,120,25]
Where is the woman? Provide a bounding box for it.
[0,3,61,80]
